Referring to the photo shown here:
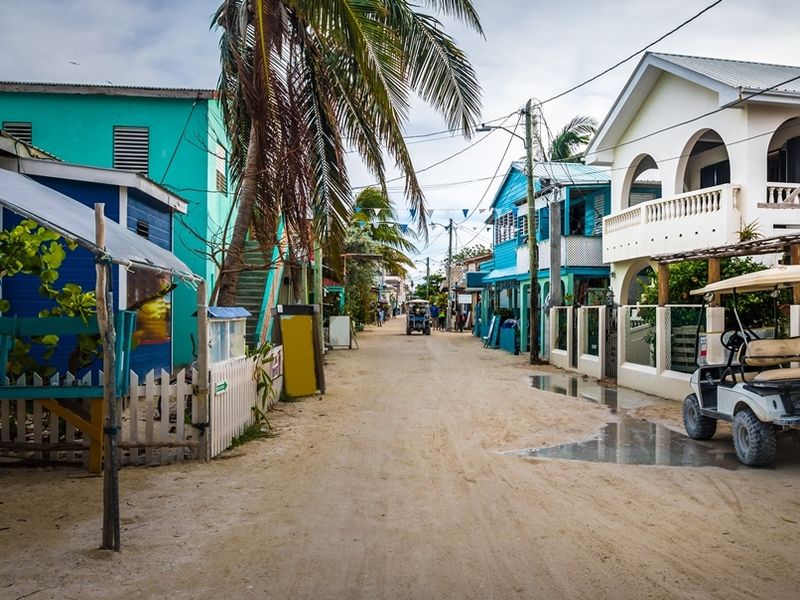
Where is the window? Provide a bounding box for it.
[215,143,227,193]
[517,215,528,239]
[700,160,731,188]
[538,207,549,241]
[2,121,32,144]
[113,126,149,174]
[135,219,150,239]
[493,212,515,244]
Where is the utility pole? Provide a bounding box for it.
[525,99,541,363]
[446,218,454,332]
[549,186,563,308]
[426,256,430,301]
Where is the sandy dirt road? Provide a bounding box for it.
[2,317,800,599]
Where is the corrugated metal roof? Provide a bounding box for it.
[0,169,197,280]
[652,53,800,95]
[0,81,215,100]
[511,161,610,185]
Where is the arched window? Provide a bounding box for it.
[767,117,800,184]
[676,129,730,193]
[621,154,662,209]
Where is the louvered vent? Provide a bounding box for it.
[2,122,32,144]
[215,143,227,193]
[113,126,149,174]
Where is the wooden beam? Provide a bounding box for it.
[791,245,800,304]
[708,258,721,307]
[657,263,669,306]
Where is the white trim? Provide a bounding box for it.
[118,186,128,309]
[13,157,188,213]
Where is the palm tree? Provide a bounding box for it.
[213,0,483,305]
[547,115,598,163]
[352,187,416,277]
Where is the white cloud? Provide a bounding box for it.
[2,0,799,281]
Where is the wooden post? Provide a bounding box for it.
[708,258,721,307]
[95,204,120,551]
[791,245,800,304]
[657,263,670,307]
[196,280,210,462]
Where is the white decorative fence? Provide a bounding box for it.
[0,368,201,467]
[0,345,285,467]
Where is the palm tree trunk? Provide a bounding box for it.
[217,128,259,306]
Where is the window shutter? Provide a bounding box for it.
[2,122,32,144]
[113,126,149,174]
[215,144,227,193]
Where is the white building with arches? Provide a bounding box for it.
[585,52,800,304]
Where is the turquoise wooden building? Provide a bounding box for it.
[480,162,614,354]
[0,82,233,367]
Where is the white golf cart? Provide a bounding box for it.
[684,265,800,466]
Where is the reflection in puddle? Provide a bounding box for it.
[511,419,742,470]
[524,371,800,469]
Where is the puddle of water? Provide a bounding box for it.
[529,372,655,413]
[510,419,743,470]
[524,371,800,469]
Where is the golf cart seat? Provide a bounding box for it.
[743,338,800,385]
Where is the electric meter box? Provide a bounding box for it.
[206,306,252,363]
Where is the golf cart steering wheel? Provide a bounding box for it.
[720,328,760,352]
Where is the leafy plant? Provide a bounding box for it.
[0,220,99,378]
[245,340,277,432]
[736,219,763,242]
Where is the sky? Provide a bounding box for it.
[1,0,799,283]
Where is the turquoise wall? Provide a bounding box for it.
[0,92,235,367]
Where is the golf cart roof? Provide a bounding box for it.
[406,299,430,305]
[691,265,800,295]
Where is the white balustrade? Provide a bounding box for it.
[602,184,740,263]
[765,182,800,204]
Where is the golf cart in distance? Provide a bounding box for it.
[684,265,800,466]
[406,299,432,335]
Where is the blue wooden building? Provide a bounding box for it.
[0,134,188,375]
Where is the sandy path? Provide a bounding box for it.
[2,317,800,599]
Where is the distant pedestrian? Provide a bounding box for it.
[438,307,446,330]
[456,308,464,332]
[429,304,439,330]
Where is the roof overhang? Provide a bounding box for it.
[691,265,800,296]
[0,81,215,100]
[1,157,188,213]
[586,54,750,166]
[0,169,198,281]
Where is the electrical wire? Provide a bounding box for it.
[539,0,724,106]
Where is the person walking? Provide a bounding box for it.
[429,304,439,331]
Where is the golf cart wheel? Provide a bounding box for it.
[406,327,411,335]
[683,394,717,440]
[424,326,431,335]
[732,408,776,467]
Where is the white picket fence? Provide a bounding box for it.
[0,345,284,467]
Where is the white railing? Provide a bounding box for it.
[0,345,285,467]
[0,368,201,467]
[209,356,257,458]
[538,235,604,268]
[765,182,800,205]
[603,184,740,263]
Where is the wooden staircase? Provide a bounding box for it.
[235,240,272,348]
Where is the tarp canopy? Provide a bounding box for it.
[0,169,199,281]
[691,265,800,296]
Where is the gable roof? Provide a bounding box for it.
[585,52,800,165]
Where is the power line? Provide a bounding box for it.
[539,0,724,106]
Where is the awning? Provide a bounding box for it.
[691,265,800,296]
[482,266,523,283]
[0,169,198,281]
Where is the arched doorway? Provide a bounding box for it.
[767,117,800,185]
[621,154,662,209]
[676,129,730,193]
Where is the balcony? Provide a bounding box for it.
[761,182,800,207]
[602,184,741,263]
[533,235,605,270]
